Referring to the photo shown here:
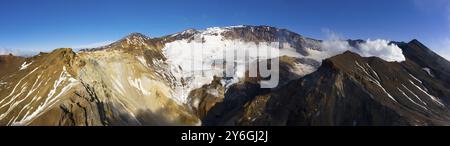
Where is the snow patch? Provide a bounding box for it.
[401,84,427,106]
[408,73,423,84]
[366,63,380,80]
[125,35,149,48]
[0,80,6,85]
[224,25,246,29]
[192,98,200,109]
[398,88,428,110]
[355,61,397,103]
[136,56,147,67]
[408,80,444,106]
[12,66,78,125]
[0,67,39,106]
[19,61,32,70]
[423,68,435,77]
[290,62,316,77]
[129,77,152,96]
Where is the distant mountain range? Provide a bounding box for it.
[1,25,449,126]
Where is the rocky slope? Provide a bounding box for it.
[0,25,449,126]
[204,40,450,126]
[0,48,79,125]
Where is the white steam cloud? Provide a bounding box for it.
[355,39,406,62]
[318,30,406,62]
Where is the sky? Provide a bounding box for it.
[0,0,449,59]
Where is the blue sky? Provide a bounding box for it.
[0,0,449,59]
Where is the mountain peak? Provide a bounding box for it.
[409,39,420,44]
[178,28,199,36]
[183,28,198,33]
[49,48,76,62]
[126,32,150,39]
[52,48,74,54]
[107,32,152,48]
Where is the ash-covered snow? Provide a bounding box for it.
[163,26,302,104]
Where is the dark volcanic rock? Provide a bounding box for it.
[205,50,450,126]
[397,40,450,87]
